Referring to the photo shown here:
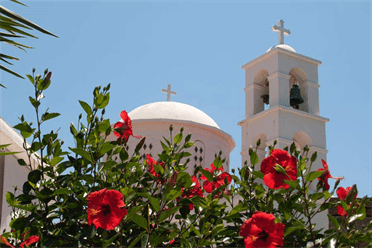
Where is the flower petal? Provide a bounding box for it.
[203,180,214,193]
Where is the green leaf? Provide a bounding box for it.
[29,96,40,108]
[141,234,149,248]
[6,192,19,206]
[28,169,41,184]
[17,158,26,166]
[213,156,223,169]
[227,203,248,217]
[250,152,259,165]
[94,93,110,109]
[200,169,213,182]
[0,6,58,37]
[310,151,317,163]
[183,141,194,148]
[129,214,148,230]
[327,214,340,230]
[0,144,11,149]
[79,100,92,116]
[135,137,146,154]
[69,147,93,163]
[99,142,115,156]
[54,188,73,195]
[137,193,160,212]
[128,231,146,248]
[166,189,182,202]
[42,112,60,122]
[0,151,21,155]
[284,226,304,237]
[252,171,264,179]
[283,180,300,190]
[305,170,325,182]
[50,156,63,166]
[159,207,181,222]
[174,132,183,145]
[0,64,24,78]
[26,74,34,84]
[98,119,110,133]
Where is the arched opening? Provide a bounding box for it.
[252,133,267,168]
[289,68,308,112]
[254,69,270,113]
[293,132,312,152]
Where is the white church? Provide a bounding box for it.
[1,20,329,231]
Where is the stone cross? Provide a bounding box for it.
[272,19,290,45]
[161,84,177,101]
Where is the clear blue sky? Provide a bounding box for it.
[0,1,371,196]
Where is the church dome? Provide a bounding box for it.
[128,101,220,129]
[266,44,296,53]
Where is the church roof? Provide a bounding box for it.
[266,44,296,53]
[128,101,220,129]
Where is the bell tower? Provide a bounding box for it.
[238,20,329,173]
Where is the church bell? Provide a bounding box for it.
[289,84,304,109]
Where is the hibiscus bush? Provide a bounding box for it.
[1,69,371,247]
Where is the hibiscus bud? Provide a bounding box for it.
[44,71,52,84]
[256,139,261,147]
[169,171,178,187]
[249,148,253,156]
[169,124,173,132]
[274,164,286,174]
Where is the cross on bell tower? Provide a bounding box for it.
[272,19,291,45]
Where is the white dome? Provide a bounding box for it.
[266,44,296,53]
[128,101,220,129]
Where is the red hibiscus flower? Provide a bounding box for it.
[317,160,344,191]
[336,186,358,216]
[0,236,14,248]
[113,110,141,141]
[20,235,39,248]
[146,154,166,182]
[178,175,203,210]
[87,188,127,230]
[200,163,232,193]
[261,149,297,189]
[239,212,285,248]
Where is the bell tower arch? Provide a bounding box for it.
[238,19,329,176]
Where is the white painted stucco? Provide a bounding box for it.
[108,102,235,174]
[238,42,330,231]
[0,117,38,232]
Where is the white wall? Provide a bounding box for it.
[1,155,30,232]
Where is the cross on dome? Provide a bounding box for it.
[161,84,177,101]
[272,19,291,45]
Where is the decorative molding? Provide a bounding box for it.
[309,145,328,154]
[266,137,293,147]
[304,81,320,89]
[131,119,236,152]
[238,105,329,127]
[245,84,263,92]
[268,72,291,81]
[241,47,322,70]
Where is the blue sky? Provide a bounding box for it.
[0,1,371,196]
